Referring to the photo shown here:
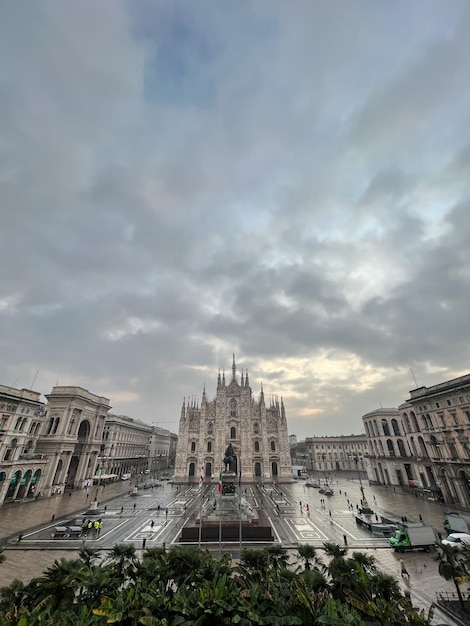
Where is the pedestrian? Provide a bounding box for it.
[98,519,103,536]
[51,514,56,523]
[419,514,423,523]
[17,534,23,543]
[150,520,155,529]
[120,506,124,514]
[133,502,136,511]
[165,508,168,520]
[142,538,146,550]
[373,495,376,503]
[329,510,332,518]
[299,501,302,510]
[339,490,342,495]
[400,559,410,578]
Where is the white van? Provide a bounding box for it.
[121,473,131,481]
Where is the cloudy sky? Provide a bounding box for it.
[1,1,470,439]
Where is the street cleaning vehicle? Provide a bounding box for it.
[51,525,85,539]
[389,522,436,552]
[443,512,470,534]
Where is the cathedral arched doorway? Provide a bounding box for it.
[271,462,278,477]
[206,462,212,478]
[188,462,195,477]
[254,462,261,477]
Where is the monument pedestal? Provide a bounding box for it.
[179,471,274,543]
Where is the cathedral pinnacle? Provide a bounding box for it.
[232,353,236,381]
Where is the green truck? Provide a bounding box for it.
[389,523,436,552]
[443,512,470,534]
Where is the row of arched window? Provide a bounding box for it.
[207,422,262,436]
[187,461,279,478]
[190,440,277,453]
[365,408,470,440]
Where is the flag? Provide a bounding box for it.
[199,463,205,488]
[218,471,222,493]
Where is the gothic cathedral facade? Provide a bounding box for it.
[174,357,292,483]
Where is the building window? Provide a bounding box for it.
[208,422,213,435]
[451,413,459,426]
[391,419,400,436]
[254,422,260,434]
[402,413,411,433]
[397,439,407,456]
[207,441,212,453]
[447,399,452,406]
[448,442,458,459]
[425,414,434,430]
[230,426,236,439]
[255,441,260,452]
[190,441,196,452]
[381,420,391,437]
[230,399,237,417]
[270,441,276,452]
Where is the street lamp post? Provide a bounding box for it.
[354,456,373,514]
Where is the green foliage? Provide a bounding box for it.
[0,543,437,625]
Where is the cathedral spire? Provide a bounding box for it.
[232,353,236,381]
[222,369,225,386]
[245,369,249,387]
[181,397,186,419]
[202,383,206,403]
[217,370,221,389]
[241,369,244,386]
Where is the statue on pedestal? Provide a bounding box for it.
[223,443,235,472]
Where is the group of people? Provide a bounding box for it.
[84,518,103,537]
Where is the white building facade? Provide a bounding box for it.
[291,434,368,477]
[0,385,47,504]
[174,357,292,483]
[0,383,177,506]
[363,373,470,508]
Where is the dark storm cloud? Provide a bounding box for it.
[1,1,470,438]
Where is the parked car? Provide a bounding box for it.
[441,532,470,547]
